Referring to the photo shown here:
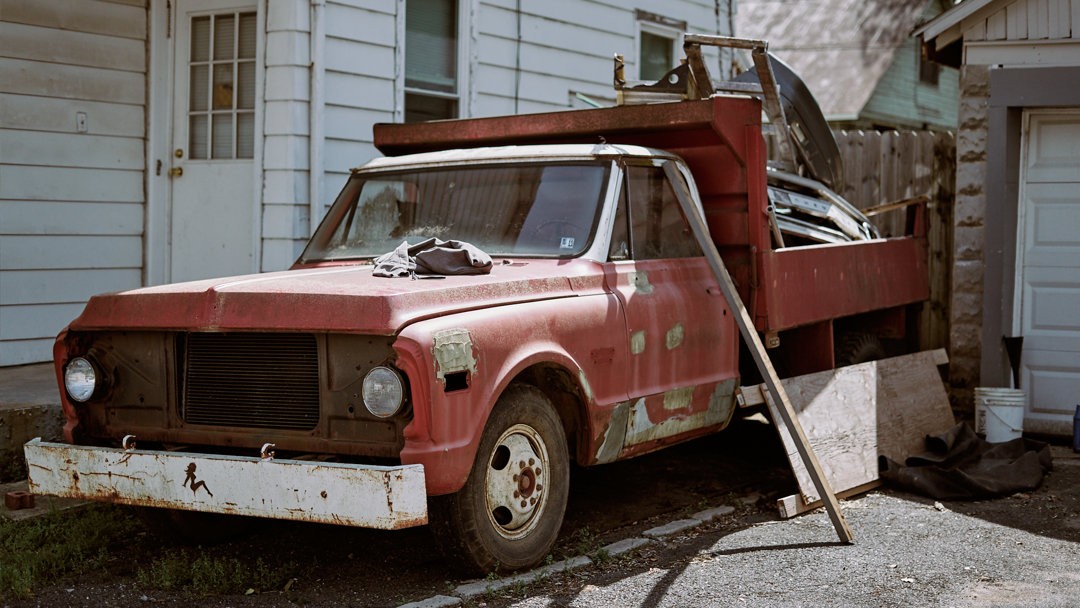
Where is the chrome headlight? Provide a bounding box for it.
[362,366,405,418]
[64,357,98,402]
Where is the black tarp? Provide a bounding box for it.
[880,423,1053,500]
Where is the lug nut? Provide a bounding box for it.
[514,491,520,498]
[529,458,535,466]
[519,461,526,469]
[521,500,527,508]
[530,497,536,505]
[513,474,518,482]
[536,484,542,492]
[535,468,541,476]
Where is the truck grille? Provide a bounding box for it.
[181,333,320,430]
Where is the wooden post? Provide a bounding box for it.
[663,162,854,543]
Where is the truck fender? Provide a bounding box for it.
[394,294,625,496]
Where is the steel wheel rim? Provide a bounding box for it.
[484,423,550,540]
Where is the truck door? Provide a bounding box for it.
[603,160,739,452]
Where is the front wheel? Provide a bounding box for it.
[429,384,570,576]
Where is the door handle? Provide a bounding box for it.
[168,167,183,178]
[707,286,722,296]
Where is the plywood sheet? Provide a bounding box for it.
[744,349,954,507]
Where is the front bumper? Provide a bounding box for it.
[23,439,427,529]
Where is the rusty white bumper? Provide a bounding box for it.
[23,439,427,529]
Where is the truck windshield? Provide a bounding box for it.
[299,162,611,263]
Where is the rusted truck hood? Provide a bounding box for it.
[70,260,597,334]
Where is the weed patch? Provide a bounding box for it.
[0,504,140,599]
[135,548,301,595]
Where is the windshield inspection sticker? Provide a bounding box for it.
[560,237,575,249]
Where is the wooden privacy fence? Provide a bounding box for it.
[833,129,956,353]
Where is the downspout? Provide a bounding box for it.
[309,0,326,236]
[514,0,521,114]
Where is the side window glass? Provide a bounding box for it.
[607,181,630,261]
[626,165,702,259]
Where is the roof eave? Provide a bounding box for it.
[914,0,995,42]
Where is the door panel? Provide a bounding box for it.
[170,0,257,283]
[602,162,739,455]
[1017,110,1080,434]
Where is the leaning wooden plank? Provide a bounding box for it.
[752,349,953,513]
[778,480,883,519]
[663,162,854,543]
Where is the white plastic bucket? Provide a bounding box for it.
[974,387,1025,442]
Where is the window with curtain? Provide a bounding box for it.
[405,0,459,122]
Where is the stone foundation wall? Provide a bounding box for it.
[948,64,990,416]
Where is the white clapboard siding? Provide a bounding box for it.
[2,130,145,170]
[0,166,143,203]
[0,0,147,39]
[0,201,143,235]
[0,303,91,341]
[0,94,145,137]
[0,22,146,72]
[0,58,144,104]
[0,269,143,306]
[0,236,143,271]
[964,0,1077,41]
[0,0,147,366]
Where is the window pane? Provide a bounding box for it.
[405,92,457,123]
[191,16,210,62]
[627,166,701,259]
[237,61,255,109]
[640,31,673,81]
[214,14,236,60]
[299,163,611,263]
[238,12,257,59]
[189,114,208,159]
[213,63,234,109]
[608,183,630,261]
[212,113,233,159]
[190,64,209,111]
[237,112,254,158]
[406,0,457,92]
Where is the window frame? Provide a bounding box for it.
[400,0,471,122]
[635,11,685,82]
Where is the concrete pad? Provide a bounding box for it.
[642,518,700,539]
[0,480,89,522]
[397,595,462,608]
[455,555,592,599]
[691,505,736,523]
[601,537,652,557]
[0,363,64,476]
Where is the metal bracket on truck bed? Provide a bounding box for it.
[681,34,800,177]
[24,439,428,529]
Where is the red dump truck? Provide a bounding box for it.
[25,37,928,574]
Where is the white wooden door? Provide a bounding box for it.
[1015,109,1080,435]
[170,0,258,282]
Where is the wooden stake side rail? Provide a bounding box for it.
[663,162,854,543]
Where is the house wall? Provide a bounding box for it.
[940,0,1079,415]
[860,37,959,130]
[261,0,727,269]
[0,0,148,366]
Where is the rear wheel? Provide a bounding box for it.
[429,384,569,576]
[835,332,887,366]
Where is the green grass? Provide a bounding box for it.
[1,504,306,600]
[135,550,297,595]
[0,504,140,599]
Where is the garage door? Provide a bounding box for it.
[1015,109,1080,435]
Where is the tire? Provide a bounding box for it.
[429,384,570,576]
[835,332,887,367]
[133,507,255,545]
